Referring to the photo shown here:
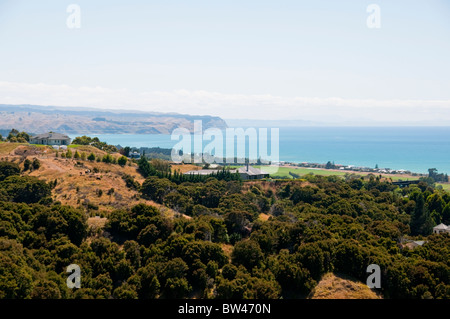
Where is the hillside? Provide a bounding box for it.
[308,273,381,299]
[0,141,449,300]
[0,104,227,135]
[0,142,173,215]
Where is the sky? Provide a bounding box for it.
[0,0,450,124]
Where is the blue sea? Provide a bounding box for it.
[71,127,450,175]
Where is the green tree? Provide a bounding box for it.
[0,238,34,298]
[132,265,160,298]
[159,258,192,298]
[270,251,315,294]
[290,185,315,204]
[120,146,131,157]
[32,158,41,170]
[138,157,156,178]
[7,129,30,143]
[123,240,141,269]
[32,206,87,245]
[72,136,92,145]
[1,175,51,204]
[123,174,139,190]
[441,202,450,225]
[23,159,32,171]
[87,153,96,161]
[427,193,445,224]
[0,162,20,181]
[113,283,138,299]
[231,240,263,270]
[118,156,127,167]
[31,280,62,299]
[141,176,175,203]
[102,154,113,164]
[411,193,433,236]
[72,136,118,153]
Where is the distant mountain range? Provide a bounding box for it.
[0,104,227,135]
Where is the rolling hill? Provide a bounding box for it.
[0,104,227,135]
[0,142,174,216]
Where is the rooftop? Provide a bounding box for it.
[237,165,269,176]
[32,132,71,140]
[184,169,223,176]
[433,223,449,230]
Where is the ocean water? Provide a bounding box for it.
[72,126,450,174]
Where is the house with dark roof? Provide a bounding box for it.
[30,132,71,146]
[184,169,223,176]
[236,164,269,180]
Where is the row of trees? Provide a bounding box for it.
[428,168,449,183]
[72,136,118,153]
[0,129,30,143]
[56,149,128,167]
[0,161,51,204]
[138,157,241,184]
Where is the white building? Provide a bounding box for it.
[433,223,450,234]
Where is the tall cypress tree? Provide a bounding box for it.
[411,193,433,236]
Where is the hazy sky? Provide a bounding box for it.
[0,0,450,123]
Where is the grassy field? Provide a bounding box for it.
[437,183,450,191]
[0,141,24,154]
[255,165,420,182]
[264,166,347,178]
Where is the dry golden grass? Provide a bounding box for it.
[87,216,108,229]
[221,244,233,262]
[35,157,158,212]
[0,144,176,214]
[242,180,278,195]
[308,273,382,299]
[0,142,23,155]
[171,164,201,174]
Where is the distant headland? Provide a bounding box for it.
[0,104,228,135]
